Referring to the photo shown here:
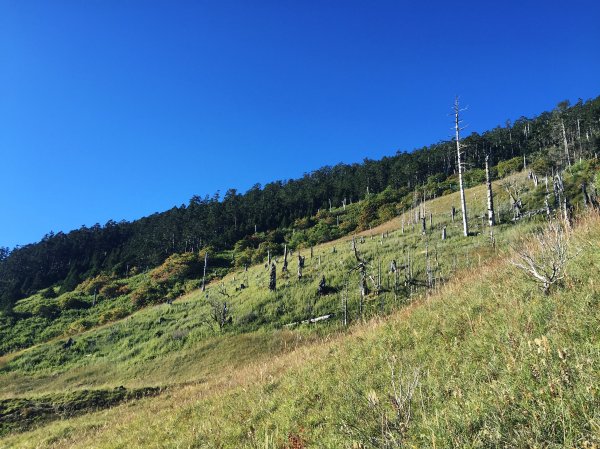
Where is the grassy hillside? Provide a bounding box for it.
[1,169,600,447]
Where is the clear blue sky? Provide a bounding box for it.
[1,0,599,249]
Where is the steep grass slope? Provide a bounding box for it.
[0,174,529,397]
[3,172,600,447]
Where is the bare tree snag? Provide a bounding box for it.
[201,251,208,292]
[353,245,369,320]
[425,243,433,289]
[343,290,348,326]
[282,244,288,273]
[485,155,496,227]
[561,119,571,167]
[318,276,327,295]
[511,223,570,294]
[442,226,447,240]
[297,254,305,279]
[555,174,572,229]
[269,263,277,291]
[454,97,469,236]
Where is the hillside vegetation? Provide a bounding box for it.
[2,158,600,447]
[1,97,599,312]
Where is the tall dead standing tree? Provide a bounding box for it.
[282,244,289,273]
[201,251,208,292]
[454,97,469,237]
[485,154,496,227]
[351,244,373,321]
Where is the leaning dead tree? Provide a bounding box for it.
[485,155,496,227]
[454,97,469,237]
[511,222,571,295]
[503,180,523,220]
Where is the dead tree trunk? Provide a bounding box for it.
[269,263,277,291]
[282,244,288,273]
[353,245,369,320]
[201,251,208,292]
[318,276,327,295]
[555,174,572,229]
[582,182,591,209]
[455,97,469,236]
[442,226,447,240]
[561,119,571,167]
[342,286,348,326]
[297,254,305,279]
[485,155,496,227]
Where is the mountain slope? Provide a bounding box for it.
[2,96,599,310]
[2,168,600,447]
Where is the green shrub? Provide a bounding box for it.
[530,155,553,176]
[75,274,113,296]
[463,168,486,187]
[99,282,130,299]
[150,253,203,285]
[377,203,397,222]
[98,307,130,324]
[497,156,523,178]
[130,281,164,308]
[58,293,90,311]
[40,287,58,299]
[358,200,378,231]
[67,318,95,334]
[33,302,60,319]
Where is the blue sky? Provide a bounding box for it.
[1,0,599,249]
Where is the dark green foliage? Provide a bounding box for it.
[58,293,90,311]
[59,266,82,295]
[497,156,524,178]
[463,168,486,187]
[40,287,57,299]
[32,302,60,319]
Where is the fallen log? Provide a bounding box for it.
[284,313,335,327]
